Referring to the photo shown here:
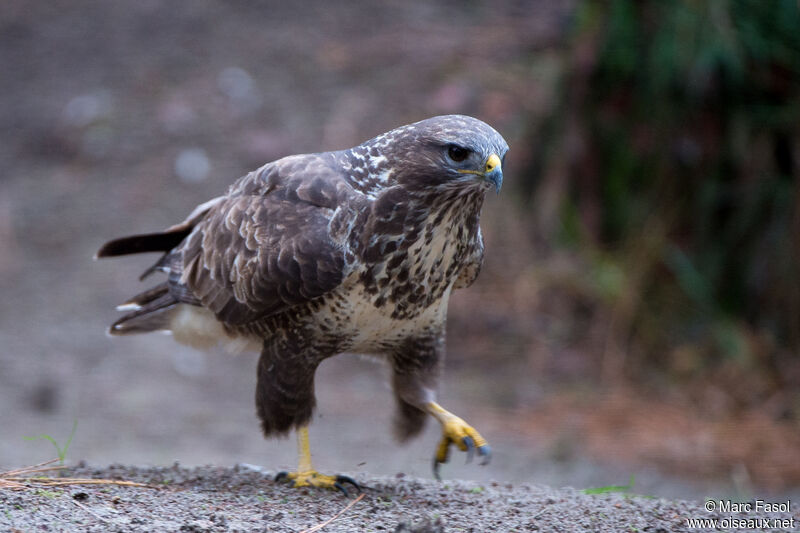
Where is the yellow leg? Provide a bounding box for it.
[297,426,313,474]
[274,426,360,496]
[425,402,491,480]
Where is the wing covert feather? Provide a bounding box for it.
[176,158,357,325]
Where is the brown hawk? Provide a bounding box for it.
[97,115,508,494]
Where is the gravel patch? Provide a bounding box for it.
[3,463,796,532]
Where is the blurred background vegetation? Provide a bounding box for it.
[521,0,800,415]
[2,0,798,497]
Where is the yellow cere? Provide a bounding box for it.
[457,153,502,175]
[484,153,500,173]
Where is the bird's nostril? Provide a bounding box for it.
[484,154,501,173]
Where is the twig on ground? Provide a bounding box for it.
[300,493,365,533]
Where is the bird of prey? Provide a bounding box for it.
[97,114,508,494]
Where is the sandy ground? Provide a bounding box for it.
[4,464,797,532]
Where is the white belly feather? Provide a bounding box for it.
[327,283,453,354]
[169,305,261,354]
[168,281,452,356]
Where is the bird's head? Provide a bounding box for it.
[362,115,509,195]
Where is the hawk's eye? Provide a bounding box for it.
[447,145,470,163]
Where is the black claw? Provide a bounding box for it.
[335,475,361,495]
[333,482,350,497]
[432,457,442,481]
[275,471,288,482]
[477,445,492,466]
[462,436,475,464]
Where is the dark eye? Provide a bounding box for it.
[447,145,470,163]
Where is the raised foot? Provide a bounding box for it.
[275,470,360,497]
[433,415,491,480]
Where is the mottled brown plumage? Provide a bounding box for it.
[98,115,508,482]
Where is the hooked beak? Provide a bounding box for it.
[456,153,504,193]
[483,153,503,194]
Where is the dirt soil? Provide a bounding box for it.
[4,464,796,533]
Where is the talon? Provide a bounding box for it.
[280,428,357,494]
[478,444,491,465]
[463,436,475,464]
[425,402,490,480]
[274,470,356,494]
[334,482,350,497]
[335,475,361,493]
[335,475,361,497]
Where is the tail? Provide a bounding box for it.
[95,230,190,260]
[97,197,222,335]
[108,282,177,335]
[95,196,222,261]
[96,229,187,282]
[97,229,187,335]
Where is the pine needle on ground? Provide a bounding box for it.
[0,459,152,491]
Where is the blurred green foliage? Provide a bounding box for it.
[532,0,800,407]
